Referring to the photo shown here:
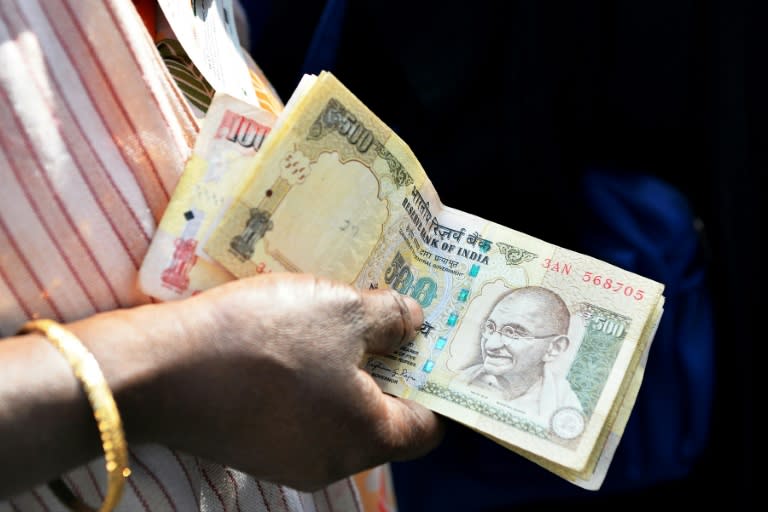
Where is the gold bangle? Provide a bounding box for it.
[18,319,131,512]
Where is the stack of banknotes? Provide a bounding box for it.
[139,71,665,490]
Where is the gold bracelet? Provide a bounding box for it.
[18,319,131,512]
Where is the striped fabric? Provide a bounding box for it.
[0,0,367,510]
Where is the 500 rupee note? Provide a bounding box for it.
[203,72,665,488]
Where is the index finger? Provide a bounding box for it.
[360,289,423,355]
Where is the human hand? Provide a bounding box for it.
[117,273,443,490]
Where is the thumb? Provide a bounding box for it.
[374,395,444,461]
[360,289,424,355]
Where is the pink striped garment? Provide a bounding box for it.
[0,1,364,511]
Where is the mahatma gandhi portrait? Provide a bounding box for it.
[453,285,583,424]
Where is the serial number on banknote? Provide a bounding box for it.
[541,259,647,301]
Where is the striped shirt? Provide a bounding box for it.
[0,1,391,510]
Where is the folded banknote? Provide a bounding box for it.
[141,72,665,489]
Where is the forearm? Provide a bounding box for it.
[0,302,195,499]
[0,274,441,497]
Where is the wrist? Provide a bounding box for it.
[67,300,202,447]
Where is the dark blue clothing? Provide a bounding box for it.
[245,0,757,507]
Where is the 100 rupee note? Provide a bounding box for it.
[202,72,665,488]
[139,94,276,300]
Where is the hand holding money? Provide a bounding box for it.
[147,273,443,491]
[140,72,665,490]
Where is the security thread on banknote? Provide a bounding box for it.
[203,72,666,489]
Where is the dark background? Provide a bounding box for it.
[246,1,757,508]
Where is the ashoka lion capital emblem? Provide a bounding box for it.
[230,208,274,261]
